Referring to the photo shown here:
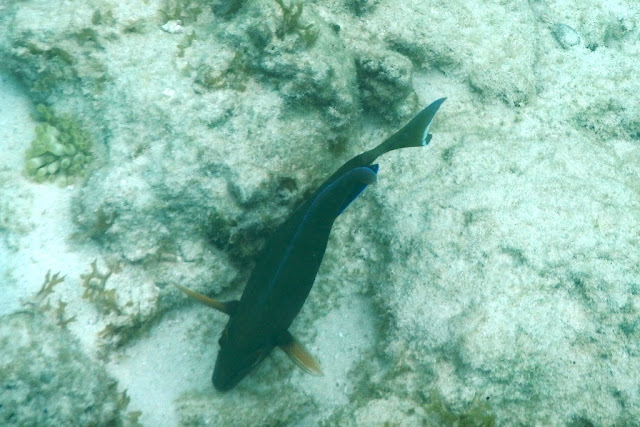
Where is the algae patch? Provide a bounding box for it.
[33,270,76,328]
[0,311,127,425]
[24,104,93,186]
[81,260,116,315]
[274,0,318,46]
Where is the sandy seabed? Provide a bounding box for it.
[1,0,639,425]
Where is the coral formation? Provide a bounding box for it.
[3,0,640,424]
[346,0,379,15]
[36,270,66,301]
[354,47,417,121]
[176,386,316,425]
[24,104,93,185]
[80,260,116,315]
[0,311,127,425]
[71,206,117,241]
[160,0,206,24]
[339,392,496,426]
[32,271,76,328]
[78,259,161,354]
[211,0,246,17]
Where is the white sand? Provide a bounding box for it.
[1,0,640,424]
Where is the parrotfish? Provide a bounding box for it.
[176,98,445,391]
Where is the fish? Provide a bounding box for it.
[175,97,445,391]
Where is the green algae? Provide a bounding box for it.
[71,206,117,242]
[29,270,76,329]
[274,0,318,46]
[426,391,496,427]
[80,260,116,315]
[194,51,249,92]
[0,311,127,425]
[160,0,206,24]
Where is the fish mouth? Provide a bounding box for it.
[212,370,241,392]
[212,363,251,391]
[212,347,269,391]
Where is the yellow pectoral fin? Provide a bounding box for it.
[278,330,323,376]
[173,283,236,316]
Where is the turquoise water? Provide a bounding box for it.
[1,0,639,425]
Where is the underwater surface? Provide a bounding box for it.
[1,0,639,425]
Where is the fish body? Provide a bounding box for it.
[176,98,445,391]
[213,165,378,389]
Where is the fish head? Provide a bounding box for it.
[212,325,274,391]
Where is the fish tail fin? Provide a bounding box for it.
[307,98,445,195]
[368,97,446,160]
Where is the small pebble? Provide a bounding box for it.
[162,20,184,34]
[551,23,581,49]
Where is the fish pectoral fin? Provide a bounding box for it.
[276,330,323,377]
[173,283,238,316]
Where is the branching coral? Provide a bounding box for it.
[80,260,116,315]
[26,271,76,328]
[24,104,93,185]
[37,270,66,300]
[77,259,161,354]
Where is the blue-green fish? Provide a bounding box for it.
[176,98,445,391]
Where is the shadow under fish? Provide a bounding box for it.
[176,98,446,391]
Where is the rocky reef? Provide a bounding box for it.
[1,0,639,425]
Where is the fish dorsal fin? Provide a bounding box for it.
[173,283,238,316]
[276,330,323,376]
